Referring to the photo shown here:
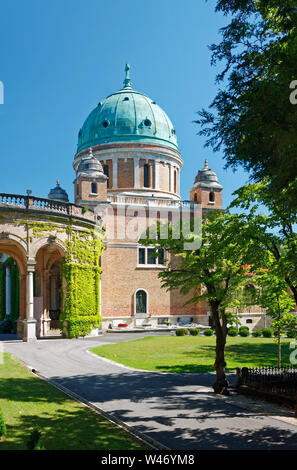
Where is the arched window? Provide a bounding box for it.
[135,289,148,315]
[91,182,97,194]
[103,165,109,189]
[144,164,150,188]
[209,192,215,202]
[194,193,198,202]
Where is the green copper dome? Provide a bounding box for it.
[77,65,178,153]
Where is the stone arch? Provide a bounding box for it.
[31,236,65,260]
[35,242,66,337]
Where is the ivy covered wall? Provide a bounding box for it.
[60,225,105,338]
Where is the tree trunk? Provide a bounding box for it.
[278,329,281,368]
[211,304,229,394]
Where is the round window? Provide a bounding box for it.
[102,120,110,128]
[144,119,151,127]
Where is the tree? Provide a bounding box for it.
[230,180,297,306]
[253,267,295,367]
[141,210,256,394]
[197,1,297,204]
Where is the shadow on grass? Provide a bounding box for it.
[0,375,148,450]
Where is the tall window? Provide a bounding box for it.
[135,290,147,314]
[91,182,97,194]
[144,164,150,188]
[103,165,109,189]
[209,192,215,202]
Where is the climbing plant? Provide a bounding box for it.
[59,226,105,338]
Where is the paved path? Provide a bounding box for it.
[2,333,297,450]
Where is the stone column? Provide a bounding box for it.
[5,265,11,316]
[23,263,37,342]
[112,158,118,189]
[134,157,140,189]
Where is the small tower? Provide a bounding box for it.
[190,160,223,209]
[48,180,69,202]
[74,147,108,207]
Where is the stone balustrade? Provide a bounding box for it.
[0,193,96,222]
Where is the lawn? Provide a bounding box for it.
[0,352,150,450]
[90,335,294,373]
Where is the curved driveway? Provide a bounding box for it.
[2,332,297,450]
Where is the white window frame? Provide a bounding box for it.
[137,245,166,268]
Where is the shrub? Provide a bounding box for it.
[239,326,250,337]
[228,327,238,337]
[189,328,200,336]
[252,329,262,337]
[176,328,188,336]
[0,319,14,334]
[262,328,273,338]
[286,329,297,338]
[0,409,6,439]
[204,329,214,336]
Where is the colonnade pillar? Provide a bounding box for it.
[23,262,37,342]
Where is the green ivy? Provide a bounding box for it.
[9,218,105,338]
[59,226,104,338]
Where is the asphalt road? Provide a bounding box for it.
[2,332,297,450]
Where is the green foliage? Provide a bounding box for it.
[262,328,273,338]
[140,210,259,393]
[286,329,297,339]
[189,328,200,336]
[0,408,6,438]
[252,330,262,337]
[175,328,188,336]
[204,329,214,336]
[59,227,104,338]
[228,326,238,337]
[239,326,250,337]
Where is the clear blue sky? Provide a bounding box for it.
[0,0,249,206]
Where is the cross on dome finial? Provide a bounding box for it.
[123,63,132,88]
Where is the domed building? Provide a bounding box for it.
[0,65,237,342]
[72,65,224,330]
[0,64,269,340]
[73,64,182,202]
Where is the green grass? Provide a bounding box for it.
[90,335,293,373]
[0,353,150,450]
